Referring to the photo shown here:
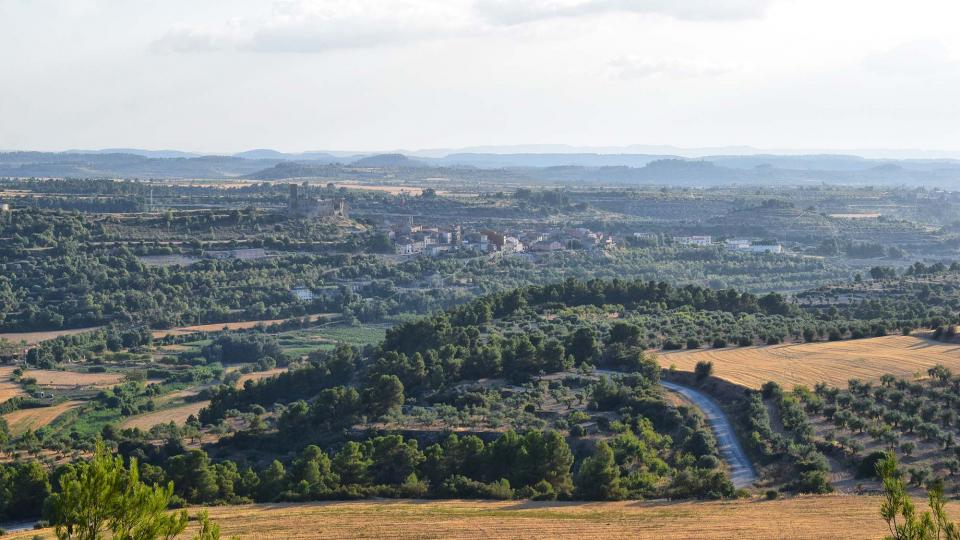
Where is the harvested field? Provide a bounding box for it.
[237,367,286,386]
[2,401,83,435]
[121,401,206,431]
[658,335,960,389]
[7,495,937,539]
[121,369,285,430]
[0,366,26,403]
[0,326,102,345]
[23,369,123,389]
[152,314,333,338]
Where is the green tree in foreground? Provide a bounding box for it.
[576,441,625,500]
[878,452,960,539]
[50,441,224,540]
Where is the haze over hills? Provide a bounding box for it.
[1,147,960,187]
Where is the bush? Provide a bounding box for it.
[697,455,721,469]
[794,470,832,494]
[694,361,713,382]
[765,489,779,500]
[662,340,682,350]
[856,451,887,479]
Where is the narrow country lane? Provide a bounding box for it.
[660,380,758,488]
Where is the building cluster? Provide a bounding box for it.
[388,223,466,256]
[672,235,783,253]
[723,238,784,254]
[386,221,617,257]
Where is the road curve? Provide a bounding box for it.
[661,380,758,488]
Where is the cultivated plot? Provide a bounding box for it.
[658,335,960,389]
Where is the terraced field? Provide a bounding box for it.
[121,368,287,430]
[151,314,334,339]
[2,400,83,435]
[23,369,124,389]
[0,326,102,345]
[658,335,960,389]
[121,400,207,431]
[4,495,932,539]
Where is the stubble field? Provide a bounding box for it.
[0,366,26,403]
[5,495,935,539]
[2,400,83,435]
[658,335,960,389]
[23,369,124,389]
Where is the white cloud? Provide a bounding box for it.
[5,0,960,152]
[148,0,476,54]
[474,0,773,25]
[862,39,959,76]
[149,0,774,55]
[151,28,223,54]
[608,55,737,79]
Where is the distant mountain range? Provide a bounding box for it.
[1,148,959,187]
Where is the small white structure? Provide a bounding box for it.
[291,287,314,302]
[724,239,783,254]
[674,235,713,247]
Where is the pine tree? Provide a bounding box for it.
[576,441,626,500]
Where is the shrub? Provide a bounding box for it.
[694,361,713,382]
[856,451,887,479]
[697,455,721,469]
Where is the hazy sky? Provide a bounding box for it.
[1,0,959,154]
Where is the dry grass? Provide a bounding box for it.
[0,326,102,345]
[6,495,938,539]
[658,335,960,389]
[121,401,207,431]
[121,369,285,430]
[0,366,26,403]
[23,369,123,389]
[236,367,286,387]
[2,401,82,435]
[152,314,332,338]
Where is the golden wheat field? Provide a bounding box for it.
[4,495,939,539]
[2,400,83,435]
[23,369,124,389]
[0,366,26,403]
[658,335,960,389]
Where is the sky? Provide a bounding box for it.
[1,0,959,155]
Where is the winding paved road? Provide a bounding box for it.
[661,381,758,488]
